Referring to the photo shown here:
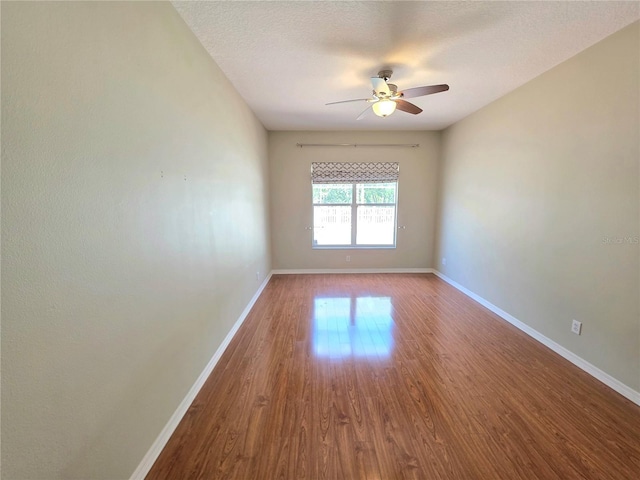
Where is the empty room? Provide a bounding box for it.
[1,1,639,479]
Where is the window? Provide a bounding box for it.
[311,162,398,248]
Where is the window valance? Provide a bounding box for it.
[311,162,399,184]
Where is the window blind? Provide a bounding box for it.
[311,162,399,184]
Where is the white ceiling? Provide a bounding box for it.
[173,1,639,131]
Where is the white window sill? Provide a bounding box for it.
[312,246,397,250]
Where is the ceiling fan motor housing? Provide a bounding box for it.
[378,69,393,81]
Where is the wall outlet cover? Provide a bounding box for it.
[571,319,582,335]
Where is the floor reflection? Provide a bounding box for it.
[313,296,394,359]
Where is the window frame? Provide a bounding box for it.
[312,181,398,249]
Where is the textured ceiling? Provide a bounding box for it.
[173,1,639,131]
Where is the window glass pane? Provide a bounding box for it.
[356,206,395,245]
[356,183,396,204]
[313,206,351,245]
[313,184,352,204]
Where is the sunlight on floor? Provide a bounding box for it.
[312,296,394,359]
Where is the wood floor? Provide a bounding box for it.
[146,274,640,479]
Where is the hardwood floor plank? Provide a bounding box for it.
[146,274,640,479]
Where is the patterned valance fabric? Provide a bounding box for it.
[311,162,399,184]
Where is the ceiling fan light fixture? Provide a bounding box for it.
[372,99,396,117]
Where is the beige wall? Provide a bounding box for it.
[1,2,270,479]
[435,22,639,390]
[269,131,440,270]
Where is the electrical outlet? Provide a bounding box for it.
[571,319,582,335]
[442,257,447,266]
[256,271,260,281]
[346,255,351,262]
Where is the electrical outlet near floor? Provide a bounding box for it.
[442,257,447,266]
[346,255,351,262]
[571,319,582,335]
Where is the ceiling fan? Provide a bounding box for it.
[326,70,449,119]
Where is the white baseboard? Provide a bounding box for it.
[129,273,273,480]
[272,268,434,274]
[432,270,640,406]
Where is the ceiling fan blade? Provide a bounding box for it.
[399,84,449,99]
[356,105,373,120]
[395,99,423,115]
[326,98,371,105]
[371,77,391,97]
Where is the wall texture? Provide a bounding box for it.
[269,131,440,270]
[1,2,270,479]
[435,22,639,391]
